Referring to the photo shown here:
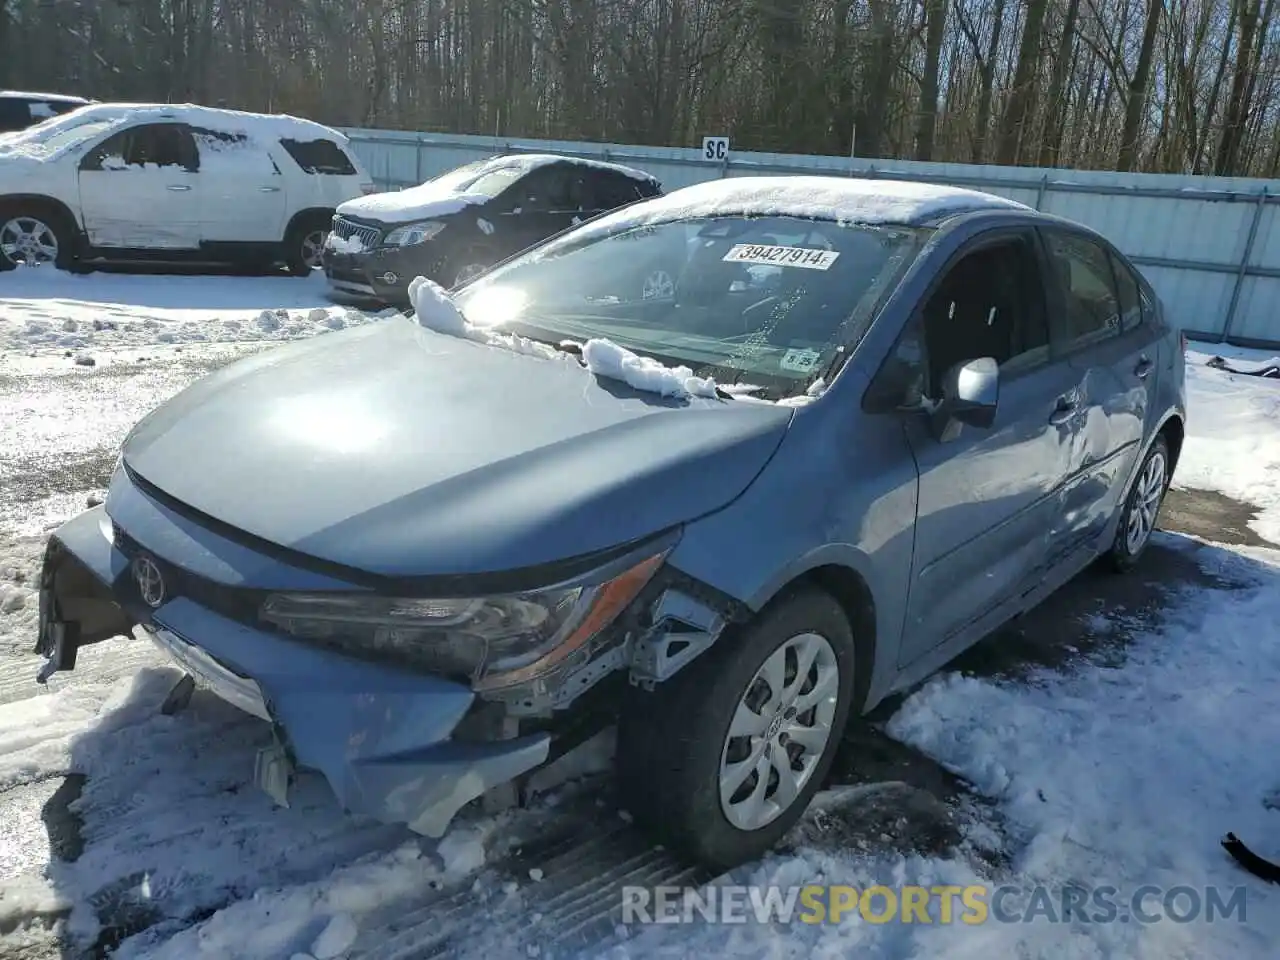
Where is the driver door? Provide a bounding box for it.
[78,122,201,250]
[897,228,1084,666]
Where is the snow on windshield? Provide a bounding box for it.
[409,275,720,400]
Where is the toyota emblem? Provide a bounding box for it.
[132,555,166,609]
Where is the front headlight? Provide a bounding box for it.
[383,220,446,247]
[259,550,667,690]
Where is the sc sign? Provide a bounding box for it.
[702,137,730,161]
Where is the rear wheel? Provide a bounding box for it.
[1107,434,1170,571]
[616,587,857,869]
[284,218,329,276]
[0,207,74,271]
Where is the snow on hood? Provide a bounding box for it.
[409,276,720,400]
[338,186,487,225]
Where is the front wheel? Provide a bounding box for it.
[1107,434,1170,572]
[0,208,73,271]
[616,587,857,869]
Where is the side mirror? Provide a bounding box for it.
[933,357,999,435]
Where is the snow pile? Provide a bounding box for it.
[582,338,718,400]
[324,232,366,255]
[410,276,720,399]
[1,271,390,356]
[1178,344,1280,541]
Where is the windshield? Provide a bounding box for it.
[452,214,928,399]
[0,114,117,156]
[425,159,523,199]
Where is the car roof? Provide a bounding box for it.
[0,90,91,104]
[482,152,660,186]
[12,101,350,144]
[607,175,1031,228]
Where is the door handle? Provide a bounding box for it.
[1134,356,1153,379]
[166,184,192,192]
[259,186,281,193]
[1049,394,1078,425]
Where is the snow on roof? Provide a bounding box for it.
[494,152,659,184]
[599,175,1029,227]
[0,101,347,155]
[0,90,90,103]
[337,152,660,224]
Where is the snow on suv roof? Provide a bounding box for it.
[0,101,350,162]
[24,101,348,142]
[615,175,1030,226]
[0,90,90,103]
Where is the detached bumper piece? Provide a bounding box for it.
[36,504,552,839]
[1222,832,1280,884]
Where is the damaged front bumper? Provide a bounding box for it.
[35,504,551,839]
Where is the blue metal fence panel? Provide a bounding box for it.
[340,127,1280,348]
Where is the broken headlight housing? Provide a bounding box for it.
[258,550,667,691]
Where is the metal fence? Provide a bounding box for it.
[341,126,1280,350]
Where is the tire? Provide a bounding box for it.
[1107,433,1170,572]
[0,204,75,272]
[284,217,329,277]
[616,587,857,869]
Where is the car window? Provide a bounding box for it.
[513,166,576,212]
[589,171,644,210]
[28,100,64,121]
[192,126,278,176]
[916,234,1051,392]
[0,99,31,132]
[88,122,198,171]
[1045,231,1121,348]
[465,165,526,199]
[279,138,357,175]
[453,214,928,400]
[1109,252,1144,332]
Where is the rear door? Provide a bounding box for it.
[897,227,1082,666]
[582,169,648,219]
[189,127,287,243]
[1041,228,1161,550]
[77,122,201,249]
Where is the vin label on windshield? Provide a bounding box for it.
[723,244,840,270]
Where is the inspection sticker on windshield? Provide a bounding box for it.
[780,348,822,373]
[723,243,840,270]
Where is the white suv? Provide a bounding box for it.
[0,102,375,274]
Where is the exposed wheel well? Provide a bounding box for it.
[1159,415,1185,477]
[0,194,80,234]
[787,564,876,712]
[284,207,334,240]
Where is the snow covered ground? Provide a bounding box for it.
[1,269,1278,959]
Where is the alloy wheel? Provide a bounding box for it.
[300,229,327,270]
[1125,449,1167,554]
[718,631,840,831]
[1,216,59,267]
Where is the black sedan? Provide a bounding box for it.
[322,153,666,304]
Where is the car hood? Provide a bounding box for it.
[121,318,793,579]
